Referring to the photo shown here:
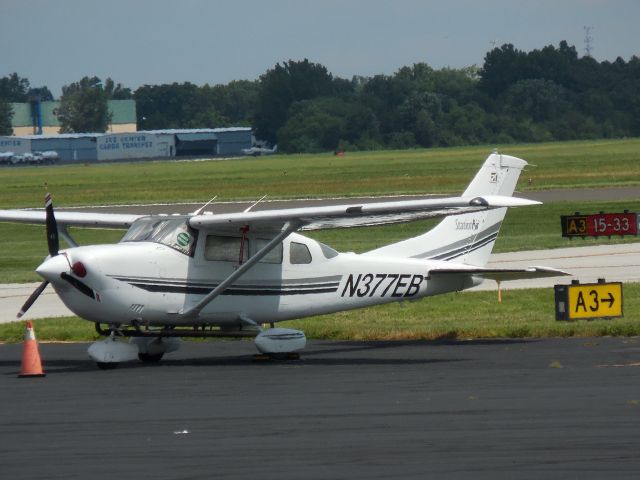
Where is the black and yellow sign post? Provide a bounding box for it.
[555,280,623,321]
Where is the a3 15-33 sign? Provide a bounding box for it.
[561,212,638,237]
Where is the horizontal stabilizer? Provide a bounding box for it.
[429,266,569,283]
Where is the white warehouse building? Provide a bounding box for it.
[0,128,252,164]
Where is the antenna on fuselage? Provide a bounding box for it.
[192,195,218,215]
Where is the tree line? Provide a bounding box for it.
[1,41,639,152]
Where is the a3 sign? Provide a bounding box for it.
[555,281,623,321]
[561,212,638,237]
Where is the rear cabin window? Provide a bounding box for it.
[319,242,339,259]
[255,239,283,264]
[290,242,312,264]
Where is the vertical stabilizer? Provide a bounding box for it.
[364,153,528,266]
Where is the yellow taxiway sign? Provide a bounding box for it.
[555,281,623,320]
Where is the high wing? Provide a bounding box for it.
[189,195,539,232]
[0,195,537,233]
[0,210,141,229]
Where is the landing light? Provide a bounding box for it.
[71,261,87,278]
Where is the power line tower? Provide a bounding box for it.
[583,26,594,57]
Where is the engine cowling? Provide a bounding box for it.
[254,328,306,354]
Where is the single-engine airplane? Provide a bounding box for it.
[0,152,567,368]
[241,144,278,156]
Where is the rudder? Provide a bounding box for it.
[364,152,528,266]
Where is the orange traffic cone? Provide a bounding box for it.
[18,321,46,378]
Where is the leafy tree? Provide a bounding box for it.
[0,73,30,102]
[58,76,112,133]
[0,73,54,102]
[28,86,54,102]
[105,78,132,100]
[479,44,528,97]
[502,79,569,122]
[202,80,259,125]
[277,96,379,152]
[0,98,13,135]
[134,82,225,130]
[277,99,346,152]
[255,59,340,144]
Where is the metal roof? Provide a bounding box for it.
[14,133,102,140]
[142,128,251,134]
[8,127,251,140]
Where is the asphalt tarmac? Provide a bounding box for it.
[2,338,640,479]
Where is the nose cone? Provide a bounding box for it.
[36,254,69,282]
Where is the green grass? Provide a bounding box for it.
[282,283,640,340]
[307,199,640,255]
[2,284,640,343]
[3,199,639,283]
[1,138,640,209]
[1,138,640,341]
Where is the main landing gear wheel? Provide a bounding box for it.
[96,362,119,370]
[252,352,301,362]
[138,353,164,363]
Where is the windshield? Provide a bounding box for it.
[121,216,197,256]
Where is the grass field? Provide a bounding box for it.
[2,283,639,343]
[1,138,639,341]
[2,198,638,283]
[1,138,639,209]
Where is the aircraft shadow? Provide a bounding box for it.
[1,338,534,374]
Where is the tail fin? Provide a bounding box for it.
[364,152,528,266]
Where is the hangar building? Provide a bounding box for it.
[0,128,252,163]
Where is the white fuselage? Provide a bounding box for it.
[36,232,480,328]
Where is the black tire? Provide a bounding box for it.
[138,353,164,363]
[96,362,118,370]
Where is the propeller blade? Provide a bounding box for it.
[17,281,49,318]
[45,192,59,257]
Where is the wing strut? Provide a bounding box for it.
[58,225,79,248]
[179,221,299,320]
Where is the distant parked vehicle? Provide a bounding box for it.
[40,151,59,163]
[4,151,59,166]
[0,151,14,165]
[32,151,59,164]
[12,153,32,165]
[241,144,278,156]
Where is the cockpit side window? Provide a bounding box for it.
[204,235,248,263]
[121,217,198,256]
[290,241,312,264]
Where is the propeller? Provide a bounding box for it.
[17,193,59,319]
[45,192,59,257]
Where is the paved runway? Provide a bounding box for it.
[473,241,640,290]
[1,338,640,479]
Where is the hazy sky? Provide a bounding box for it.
[2,0,638,97]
